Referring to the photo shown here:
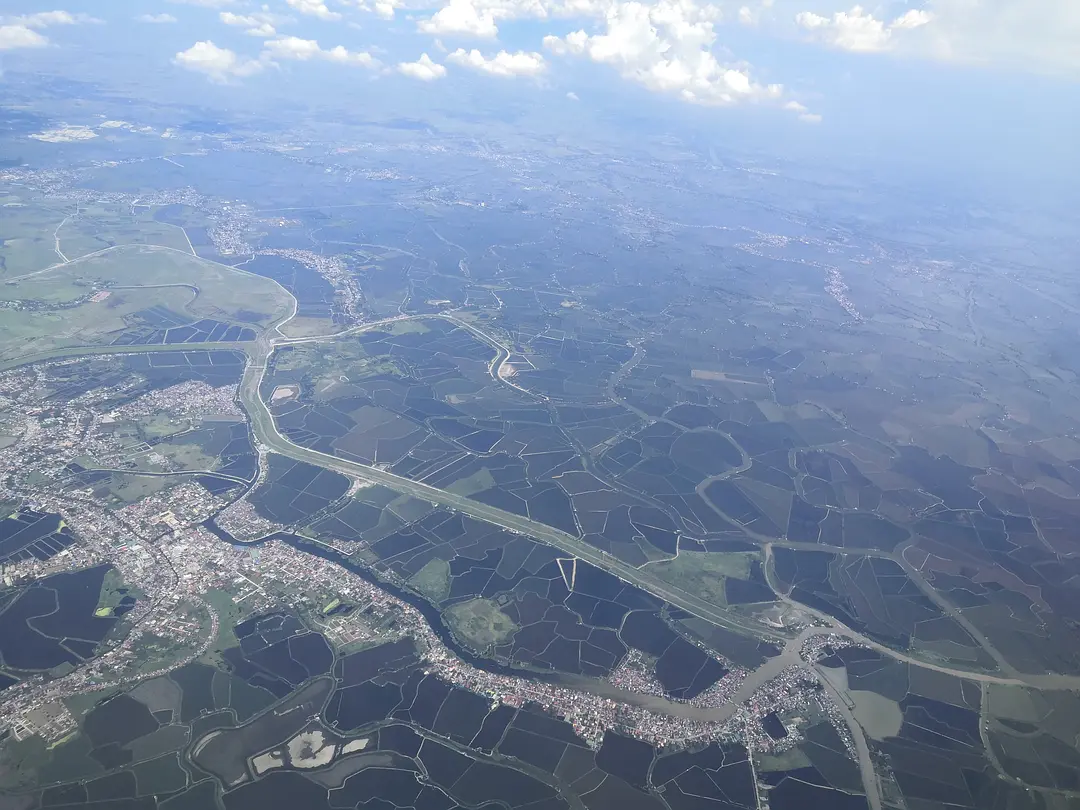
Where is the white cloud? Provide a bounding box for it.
[415,0,682,39]
[12,11,75,27]
[786,0,1077,77]
[220,11,279,36]
[136,13,178,23]
[418,0,499,37]
[3,10,101,27]
[374,0,397,17]
[323,44,377,64]
[408,0,1077,87]
[263,35,322,59]
[174,40,265,80]
[398,52,447,79]
[340,0,398,19]
[892,8,932,29]
[919,0,1080,77]
[0,9,99,49]
[544,1,781,106]
[736,0,775,24]
[541,31,584,55]
[0,24,48,49]
[447,47,546,76]
[566,90,579,99]
[795,5,930,52]
[170,0,235,6]
[784,99,821,122]
[286,0,341,20]
[263,35,376,66]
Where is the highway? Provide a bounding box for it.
[233,319,1080,808]
[24,326,1080,691]
[239,333,790,644]
[21,312,1080,806]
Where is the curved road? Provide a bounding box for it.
[241,333,790,644]
[18,310,1080,806]
[19,329,1080,694]
[250,327,1080,687]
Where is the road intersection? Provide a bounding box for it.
[17,304,1079,809]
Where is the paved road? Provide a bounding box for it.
[16,243,1073,804]
[79,467,251,485]
[244,322,1080,805]
[20,317,1080,806]
[758,545,1080,689]
[254,324,1080,686]
[24,331,1080,692]
[240,334,789,643]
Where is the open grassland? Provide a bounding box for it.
[279,315,344,339]
[648,550,758,608]
[0,285,197,364]
[0,197,72,278]
[56,203,193,261]
[0,197,198,278]
[408,558,451,602]
[445,598,519,650]
[0,245,293,362]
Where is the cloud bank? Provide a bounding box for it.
[795,4,931,52]
[174,40,265,81]
[544,1,783,106]
[0,9,98,51]
[263,35,376,66]
[447,48,546,76]
[398,52,448,79]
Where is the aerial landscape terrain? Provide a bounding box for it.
[0,3,1076,810]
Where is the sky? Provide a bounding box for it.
[0,0,1077,194]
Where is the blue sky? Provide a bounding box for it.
[1,0,1077,191]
